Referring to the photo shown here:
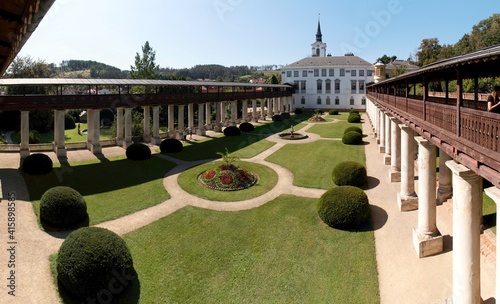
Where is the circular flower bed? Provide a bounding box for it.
[308,116,326,122]
[198,163,258,191]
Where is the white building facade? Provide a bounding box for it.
[282,20,374,110]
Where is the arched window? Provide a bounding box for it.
[317,79,323,94]
[325,79,331,94]
[334,79,340,94]
[317,96,322,105]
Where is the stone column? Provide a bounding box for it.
[484,186,500,303]
[230,100,237,126]
[448,161,482,304]
[242,100,248,122]
[389,117,401,182]
[187,103,194,131]
[437,150,453,204]
[54,110,66,158]
[143,106,151,142]
[373,107,379,139]
[123,107,133,148]
[261,99,266,120]
[197,103,205,135]
[220,101,226,127]
[168,104,175,137]
[268,98,274,117]
[379,111,385,153]
[177,105,185,139]
[87,109,101,154]
[86,109,94,149]
[151,106,161,144]
[413,137,443,258]
[384,113,392,165]
[116,107,124,145]
[214,101,222,132]
[205,102,212,130]
[252,100,258,122]
[398,124,418,211]
[20,111,30,158]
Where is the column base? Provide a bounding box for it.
[437,188,453,205]
[204,124,212,131]
[379,146,385,153]
[389,169,401,182]
[55,146,67,158]
[87,142,102,154]
[373,133,377,139]
[253,118,258,123]
[376,139,380,145]
[20,148,30,158]
[151,136,161,145]
[412,228,443,258]
[196,128,206,136]
[214,125,222,132]
[384,154,391,165]
[122,140,133,149]
[116,138,124,146]
[143,135,151,143]
[443,296,484,303]
[397,192,418,211]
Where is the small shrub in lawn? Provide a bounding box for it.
[29,130,40,144]
[160,138,183,153]
[22,153,53,175]
[39,186,87,228]
[126,143,152,160]
[317,186,371,230]
[342,131,363,145]
[64,113,76,130]
[294,108,303,114]
[349,109,359,114]
[329,110,339,115]
[332,161,367,187]
[223,126,241,136]
[239,122,255,133]
[272,114,284,122]
[281,112,291,119]
[57,227,134,299]
[344,126,363,135]
[347,114,361,123]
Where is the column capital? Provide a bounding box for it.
[389,116,400,124]
[446,160,480,181]
[485,186,500,203]
[414,136,432,147]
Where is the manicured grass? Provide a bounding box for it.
[10,123,114,144]
[25,155,175,226]
[308,120,363,138]
[327,112,352,121]
[266,140,366,189]
[178,160,278,201]
[123,195,380,303]
[166,134,275,161]
[483,192,497,234]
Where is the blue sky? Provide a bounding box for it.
[18,0,497,70]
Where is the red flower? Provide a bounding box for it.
[205,170,216,180]
[220,173,233,185]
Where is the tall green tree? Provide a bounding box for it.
[415,38,442,66]
[375,55,397,64]
[130,41,160,80]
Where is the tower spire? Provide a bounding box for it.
[316,14,322,42]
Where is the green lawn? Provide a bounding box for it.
[25,155,175,226]
[123,195,380,303]
[10,123,114,144]
[307,120,363,138]
[265,140,366,189]
[178,160,278,201]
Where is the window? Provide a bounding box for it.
[286,71,292,77]
[340,68,345,76]
[294,71,299,77]
[359,70,364,77]
[326,96,331,105]
[367,70,373,76]
[361,97,366,105]
[317,96,322,105]
[351,70,356,77]
[334,79,340,94]
[300,80,306,93]
[321,69,327,77]
[325,79,331,94]
[301,96,305,104]
[351,80,357,93]
[350,97,355,105]
[314,69,319,77]
[358,80,365,93]
[329,69,334,76]
[294,81,299,92]
[302,70,307,77]
[316,79,323,94]
[335,96,339,105]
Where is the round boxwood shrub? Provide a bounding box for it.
[342,131,363,145]
[349,109,359,114]
[224,125,241,136]
[317,186,371,230]
[57,227,134,299]
[347,114,361,123]
[64,113,76,130]
[126,143,151,160]
[160,138,183,153]
[281,112,291,119]
[294,108,303,114]
[22,153,53,175]
[329,110,339,115]
[40,186,87,228]
[272,114,284,122]
[344,126,363,135]
[239,122,255,133]
[332,161,367,187]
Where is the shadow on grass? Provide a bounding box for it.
[42,214,90,239]
[483,213,496,230]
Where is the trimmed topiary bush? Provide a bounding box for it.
[272,114,284,122]
[22,153,53,175]
[347,114,361,123]
[342,131,363,145]
[281,112,292,119]
[224,126,242,136]
[64,113,76,130]
[332,161,367,187]
[40,186,87,228]
[160,138,183,153]
[317,186,371,230]
[239,122,255,133]
[57,227,134,299]
[344,126,363,135]
[126,143,152,160]
[329,110,339,115]
[349,109,360,114]
[294,108,303,114]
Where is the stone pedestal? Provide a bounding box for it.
[397,193,418,211]
[412,228,443,258]
[378,111,385,153]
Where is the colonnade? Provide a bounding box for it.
[18,97,293,159]
[366,99,490,303]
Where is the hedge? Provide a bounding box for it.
[22,153,53,175]
[126,143,152,160]
[39,186,87,228]
[332,161,367,187]
[160,138,183,153]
